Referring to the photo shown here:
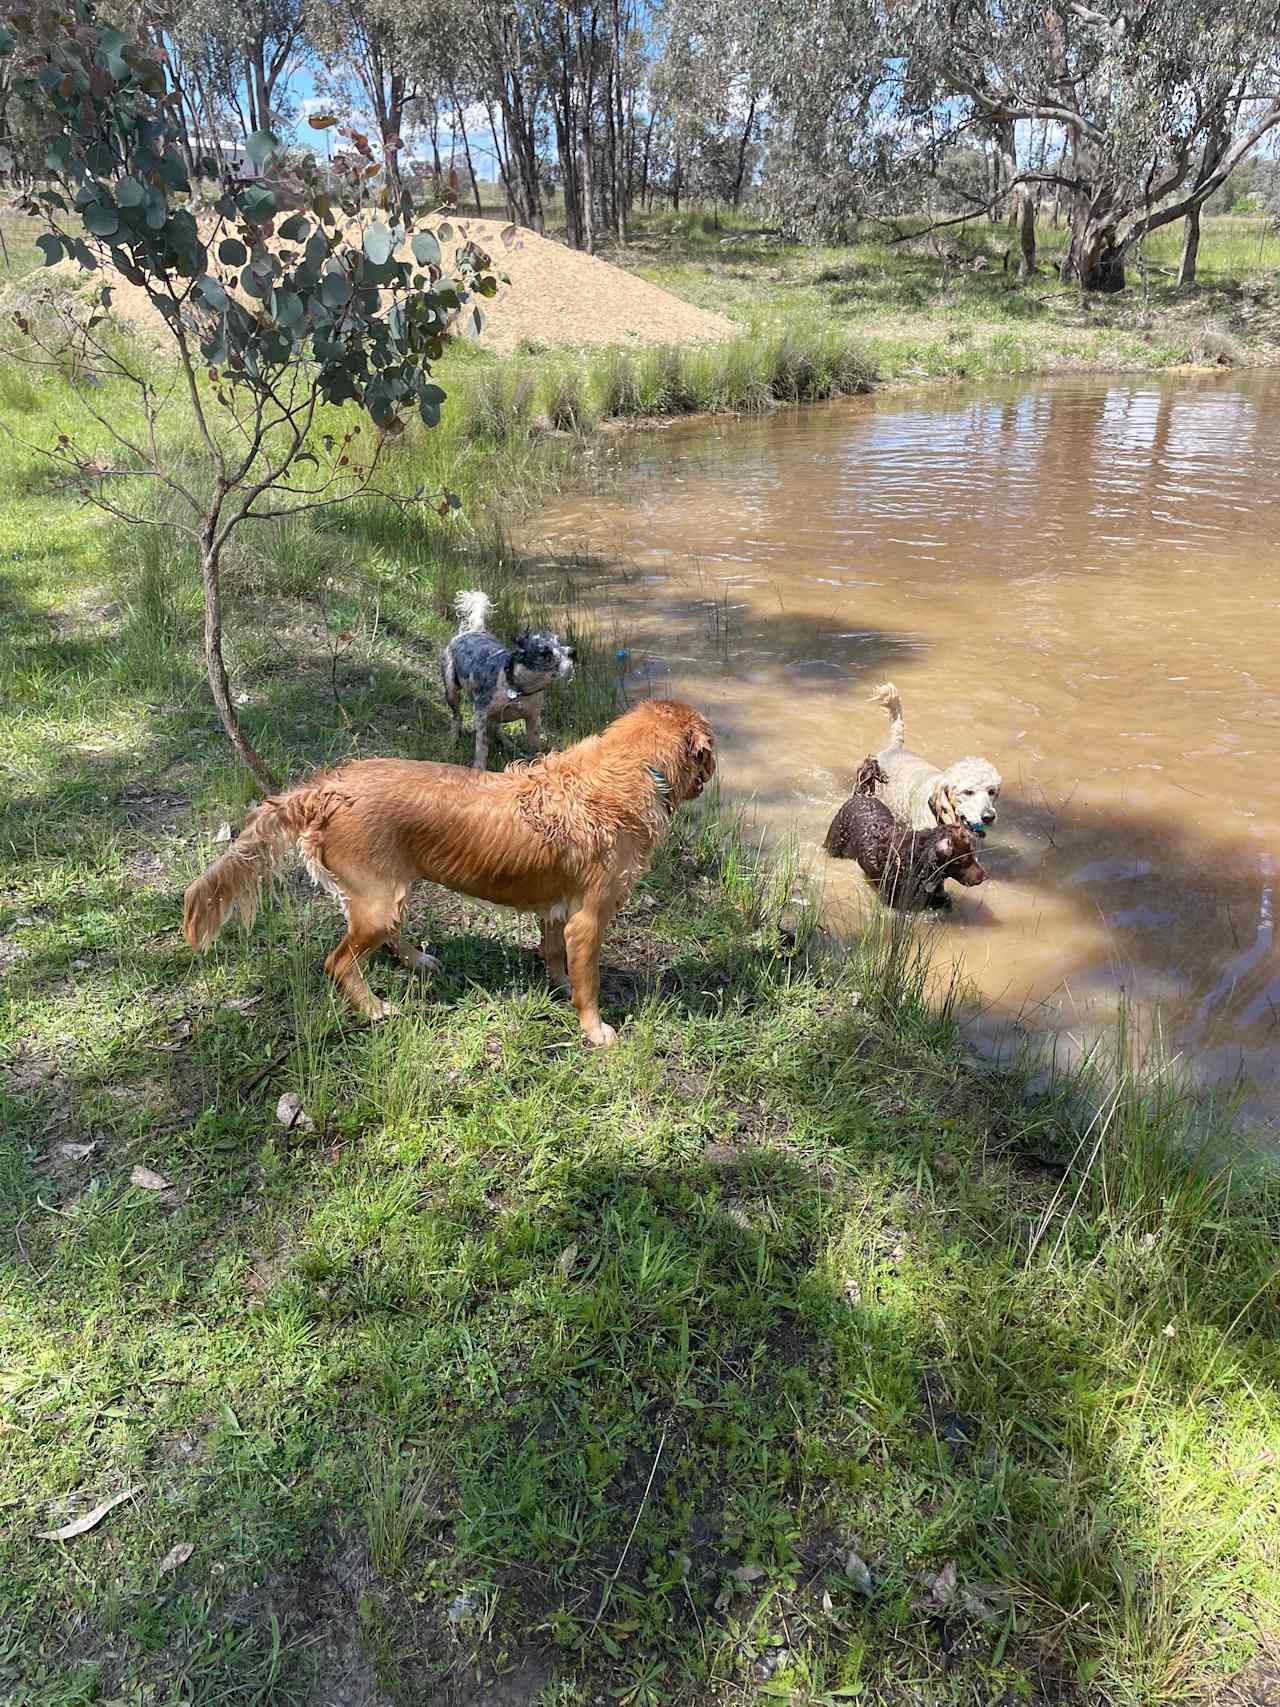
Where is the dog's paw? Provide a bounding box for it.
[583,1020,618,1047]
[366,998,398,1022]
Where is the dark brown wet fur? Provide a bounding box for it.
[824,762,986,907]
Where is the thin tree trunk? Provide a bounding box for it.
[732,93,756,206]
[201,532,278,795]
[486,100,517,219]
[1178,204,1201,286]
[1016,187,1037,276]
[429,107,442,198]
[639,109,655,210]
[454,98,483,213]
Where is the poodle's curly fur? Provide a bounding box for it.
[872,683,1002,836]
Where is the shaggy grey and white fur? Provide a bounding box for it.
[871,683,1002,838]
[441,590,576,770]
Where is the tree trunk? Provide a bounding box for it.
[732,93,756,206]
[458,110,483,214]
[639,110,655,210]
[1064,208,1125,291]
[1178,204,1201,286]
[250,38,269,136]
[581,121,595,252]
[428,108,442,199]
[382,71,406,195]
[201,536,278,795]
[1015,184,1037,276]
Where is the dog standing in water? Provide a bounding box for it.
[824,757,987,907]
[871,682,1001,837]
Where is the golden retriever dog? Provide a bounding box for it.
[183,699,716,1044]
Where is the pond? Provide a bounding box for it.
[529,371,1280,1130]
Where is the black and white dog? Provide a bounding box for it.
[441,589,576,769]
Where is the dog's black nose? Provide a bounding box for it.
[982,811,996,824]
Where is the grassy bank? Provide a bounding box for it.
[2,261,1280,1707]
[610,210,1280,384]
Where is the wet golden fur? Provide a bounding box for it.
[183,699,716,1042]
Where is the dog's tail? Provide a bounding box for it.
[182,786,342,953]
[453,589,493,633]
[872,682,906,748]
[853,756,887,796]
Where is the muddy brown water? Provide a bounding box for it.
[527,372,1280,1130]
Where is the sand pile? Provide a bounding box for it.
[56,216,734,353]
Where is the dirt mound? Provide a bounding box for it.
[56,216,735,353]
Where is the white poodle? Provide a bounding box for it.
[871,683,1001,839]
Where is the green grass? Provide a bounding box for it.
[610,209,1280,383]
[1,255,1279,1707]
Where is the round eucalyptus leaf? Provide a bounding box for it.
[84,201,120,237]
[320,271,352,308]
[245,130,278,167]
[197,274,229,311]
[363,222,393,266]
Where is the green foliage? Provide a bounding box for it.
[2,5,494,435]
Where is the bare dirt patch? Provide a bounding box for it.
[57,217,735,354]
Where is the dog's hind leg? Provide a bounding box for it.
[472,710,493,770]
[323,889,404,1020]
[539,915,570,995]
[564,903,616,1045]
[441,652,464,739]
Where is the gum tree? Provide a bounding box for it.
[1,1,499,791]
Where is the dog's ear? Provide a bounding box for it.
[932,783,962,826]
[679,718,717,799]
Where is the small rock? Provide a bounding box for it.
[276,1093,314,1132]
[214,822,233,843]
[130,1165,171,1191]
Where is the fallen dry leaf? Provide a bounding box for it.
[957,1584,1006,1624]
[556,1242,579,1278]
[37,1485,140,1540]
[130,1166,171,1191]
[276,1093,314,1132]
[159,1540,194,1572]
[214,822,233,843]
[57,1141,96,1161]
[918,1559,959,1614]
[732,1564,764,1584]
